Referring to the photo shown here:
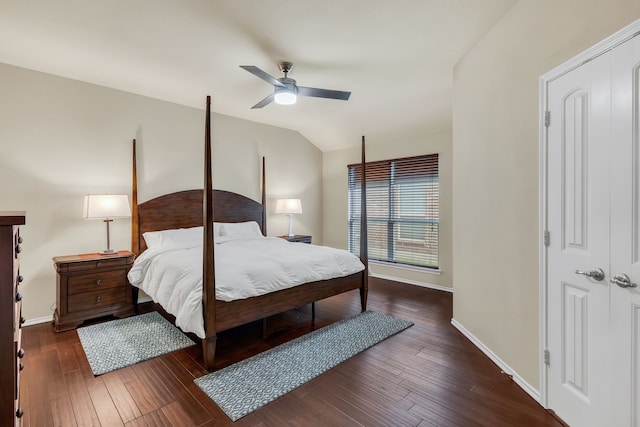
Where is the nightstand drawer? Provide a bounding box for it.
[57,256,131,273]
[68,287,127,313]
[67,269,126,295]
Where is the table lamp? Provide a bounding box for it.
[276,198,302,237]
[83,194,131,254]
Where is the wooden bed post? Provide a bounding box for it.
[261,156,267,236]
[131,139,139,256]
[131,139,140,307]
[360,135,369,312]
[202,96,217,371]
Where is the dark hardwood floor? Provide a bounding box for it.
[20,278,563,426]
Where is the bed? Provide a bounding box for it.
[129,96,369,371]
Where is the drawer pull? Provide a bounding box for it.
[96,296,102,303]
[19,363,24,371]
[96,261,102,267]
[17,348,25,359]
[20,316,25,325]
[95,279,103,285]
[16,408,23,418]
[15,245,21,254]
[18,236,23,244]
[17,275,23,283]
[15,293,22,302]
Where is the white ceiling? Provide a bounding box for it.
[0,0,515,151]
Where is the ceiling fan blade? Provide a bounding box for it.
[240,65,286,88]
[251,93,275,109]
[297,86,351,101]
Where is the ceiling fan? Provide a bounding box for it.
[240,62,351,109]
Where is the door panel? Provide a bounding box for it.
[610,35,640,427]
[562,90,589,251]
[561,282,589,400]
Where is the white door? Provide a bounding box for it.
[546,31,640,426]
[610,35,640,427]
[546,51,612,427]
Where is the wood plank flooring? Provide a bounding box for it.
[20,278,564,426]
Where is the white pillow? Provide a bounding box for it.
[143,226,203,248]
[143,223,225,248]
[219,221,263,240]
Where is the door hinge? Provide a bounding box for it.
[544,349,550,366]
[543,230,550,247]
[544,110,551,127]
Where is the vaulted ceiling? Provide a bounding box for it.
[0,0,515,151]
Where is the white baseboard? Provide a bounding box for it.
[450,318,540,403]
[23,315,53,327]
[370,272,453,293]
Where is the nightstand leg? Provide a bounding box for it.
[311,302,315,322]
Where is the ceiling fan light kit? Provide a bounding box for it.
[274,86,297,105]
[240,61,351,109]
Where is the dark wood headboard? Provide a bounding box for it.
[134,189,264,254]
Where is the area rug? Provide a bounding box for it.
[77,311,195,375]
[195,310,413,421]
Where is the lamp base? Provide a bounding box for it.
[101,219,115,255]
[287,213,294,238]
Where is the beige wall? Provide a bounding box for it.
[0,62,323,322]
[453,1,640,390]
[322,132,452,290]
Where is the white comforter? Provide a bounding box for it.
[127,236,365,338]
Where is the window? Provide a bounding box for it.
[348,154,439,269]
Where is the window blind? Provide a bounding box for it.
[348,154,439,269]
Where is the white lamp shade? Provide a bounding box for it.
[275,198,303,214]
[83,194,131,219]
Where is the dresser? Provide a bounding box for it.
[53,251,135,332]
[0,212,25,426]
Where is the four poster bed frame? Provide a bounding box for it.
[130,96,369,371]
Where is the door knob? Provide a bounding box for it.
[610,273,637,288]
[575,267,605,281]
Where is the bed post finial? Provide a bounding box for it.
[202,95,217,370]
[359,135,368,312]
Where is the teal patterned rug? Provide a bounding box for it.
[195,310,413,421]
[77,311,195,375]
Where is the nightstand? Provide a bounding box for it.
[278,235,312,244]
[53,251,135,332]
